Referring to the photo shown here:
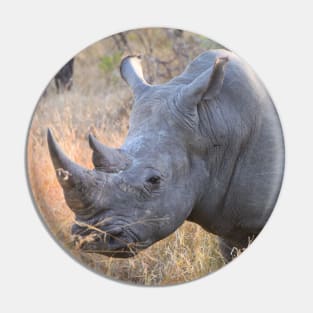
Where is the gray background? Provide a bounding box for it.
[1,0,312,312]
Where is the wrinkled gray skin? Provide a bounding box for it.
[47,49,284,261]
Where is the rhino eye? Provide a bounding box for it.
[147,175,160,185]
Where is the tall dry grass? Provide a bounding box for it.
[27,28,225,285]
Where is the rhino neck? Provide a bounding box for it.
[220,101,285,225]
[185,53,285,243]
[188,99,284,242]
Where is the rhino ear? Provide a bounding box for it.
[120,55,150,97]
[181,56,229,108]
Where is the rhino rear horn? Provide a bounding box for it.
[88,134,129,172]
[120,55,150,97]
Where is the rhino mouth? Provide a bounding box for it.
[71,214,144,258]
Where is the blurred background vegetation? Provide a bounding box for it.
[27,28,226,285]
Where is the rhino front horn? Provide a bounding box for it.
[47,129,90,188]
[88,134,130,172]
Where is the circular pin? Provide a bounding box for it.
[27,27,284,286]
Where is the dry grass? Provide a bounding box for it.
[27,28,225,285]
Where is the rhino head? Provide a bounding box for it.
[48,54,228,257]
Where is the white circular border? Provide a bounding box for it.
[1,1,312,312]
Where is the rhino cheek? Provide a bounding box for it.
[134,206,188,245]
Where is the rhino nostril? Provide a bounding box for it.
[71,223,92,236]
[108,228,123,236]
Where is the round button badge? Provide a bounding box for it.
[27,27,284,285]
